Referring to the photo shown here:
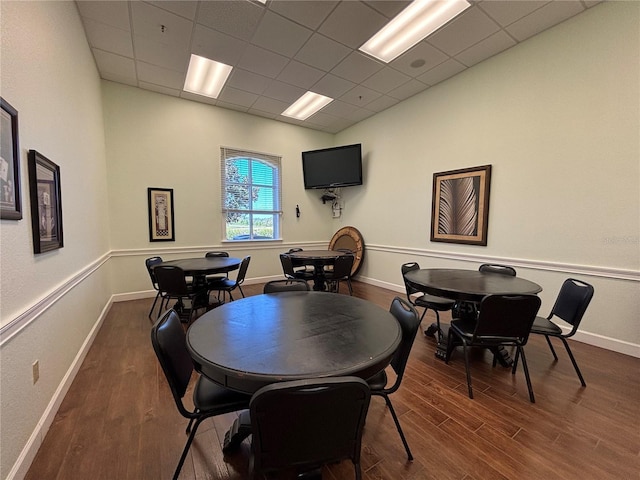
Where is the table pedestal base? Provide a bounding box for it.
[222,410,251,454]
[427,321,513,366]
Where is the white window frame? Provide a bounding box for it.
[220,146,282,241]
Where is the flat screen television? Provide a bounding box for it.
[302,143,362,189]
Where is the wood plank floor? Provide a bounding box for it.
[25,281,640,480]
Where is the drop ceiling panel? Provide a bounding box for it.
[268,0,338,30]
[294,33,351,72]
[250,11,313,57]
[427,6,502,57]
[331,52,384,84]
[130,2,192,49]
[506,0,586,41]
[318,1,389,49]
[82,17,133,57]
[76,1,131,30]
[191,25,248,67]
[276,61,325,89]
[77,0,595,133]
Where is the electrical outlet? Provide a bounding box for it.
[32,360,39,384]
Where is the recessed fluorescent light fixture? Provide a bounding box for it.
[282,91,333,120]
[359,0,471,63]
[183,54,232,99]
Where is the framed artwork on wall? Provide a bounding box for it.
[430,165,492,246]
[148,187,175,242]
[28,150,64,253]
[1,98,22,220]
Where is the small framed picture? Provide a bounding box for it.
[1,98,22,220]
[431,165,492,246]
[28,150,63,253]
[148,187,175,242]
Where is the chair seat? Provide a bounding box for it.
[414,294,455,310]
[366,370,387,391]
[530,316,563,335]
[449,318,477,339]
[207,278,236,290]
[194,376,251,412]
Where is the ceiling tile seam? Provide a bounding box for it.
[128,1,140,87]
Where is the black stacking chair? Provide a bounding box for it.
[479,263,517,276]
[203,250,229,282]
[154,265,208,324]
[401,262,455,340]
[279,253,314,283]
[263,279,310,293]
[207,255,250,302]
[288,247,314,275]
[524,278,594,386]
[446,294,542,402]
[151,310,251,480]
[145,256,164,320]
[249,377,371,480]
[366,297,420,461]
[324,254,355,295]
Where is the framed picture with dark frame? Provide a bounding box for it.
[28,150,63,253]
[430,165,492,246]
[148,187,175,242]
[1,98,22,220]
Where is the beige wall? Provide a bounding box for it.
[335,1,639,344]
[0,1,112,478]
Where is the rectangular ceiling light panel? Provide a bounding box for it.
[359,0,471,63]
[282,91,334,120]
[184,54,232,99]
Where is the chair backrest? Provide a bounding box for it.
[287,248,303,253]
[205,251,229,258]
[145,256,163,288]
[401,262,421,299]
[549,278,594,331]
[331,254,355,279]
[249,377,371,476]
[263,279,309,294]
[474,295,541,343]
[279,253,297,278]
[234,256,251,285]
[387,297,421,390]
[154,265,190,295]
[479,263,516,276]
[150,309,193,416]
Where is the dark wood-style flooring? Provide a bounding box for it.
[25,281,640,479]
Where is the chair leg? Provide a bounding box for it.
[434,310,442,344]
[462,341,473,399]
[560,337,586,387]
[238,285,245,298]
[347,279,353,296]
[382,395,413,461]
[544,335,559,360]
[515,346,535,403]
[173,417,203,480]
[444,329,455,363]
[148,292,161,320]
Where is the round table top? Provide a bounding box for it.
[157,256,241,276]
[187,292,401,394]
[404,268,542,302]
[288,250,343,260]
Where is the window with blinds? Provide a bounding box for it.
[220,147,282,241]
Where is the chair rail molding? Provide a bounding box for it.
[0,253,111,346]
[366,244,639,282]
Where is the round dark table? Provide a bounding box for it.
[156,256,241,280]
[186,291,401,394]
[403,268,542,362]
[403,268,542,302]
[287,250,343,291]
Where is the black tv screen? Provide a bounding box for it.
[302,143,362,189]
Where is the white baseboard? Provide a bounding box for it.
[6,297,114,480]
[357,275,640,359]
